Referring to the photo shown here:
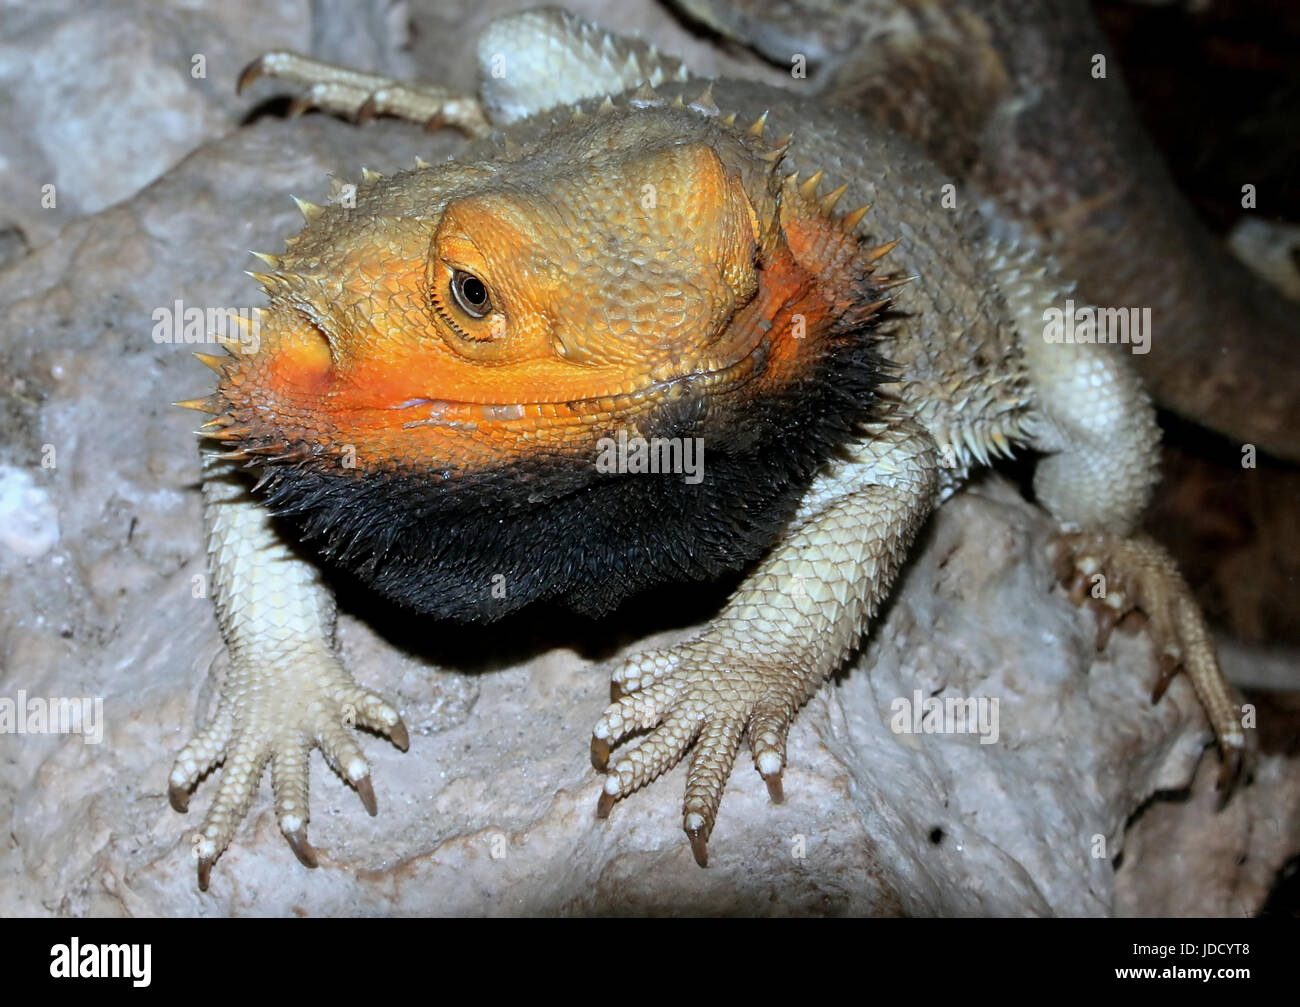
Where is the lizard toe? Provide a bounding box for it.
[336,683,408,749]
[313,715,380,815]
[748,701,796,803]
[683,713,747,867]
[168,701,236,812]
[597,706,704,818]
[591,679,681,769]
[188,731,271,891]
[608,645,681,700]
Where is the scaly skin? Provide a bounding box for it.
[170,7,1246,887]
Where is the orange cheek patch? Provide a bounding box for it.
[727,242,837,392]
[223,315,331,408]
[269,327,332,383]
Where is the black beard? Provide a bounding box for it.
[245,325,888,622]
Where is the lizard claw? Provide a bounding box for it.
[1215,745,1246,808]
[687,821,709,868]
[236,54,271,95]
[197,855,214,892]
[1151,652,1179,704]
[168,781,191,814]
[590,735,610,772]
[355,94,379,124]
[354,774,379,817]
[285,826,319,869]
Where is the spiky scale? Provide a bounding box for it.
[244,442,290,456]
[228,313,257,337]
[820,184,849,215]
[174,397,218,413]
[629,81,659,107]
[747,110,769,138]
[688,82,719,116]
[842,204,872,232]
[866,237,901,263]
[193,352,228,374]
[246,270,280,291]
[204,426,254,442]
[799,170,825,200]
[875,274,916,292]
[291,196,324,222]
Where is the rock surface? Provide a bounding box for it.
[1,0,1295,916]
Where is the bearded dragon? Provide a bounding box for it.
[169,6,1246,890]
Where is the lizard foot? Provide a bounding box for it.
[237,51,489,136]
[591,630,802,867]
[1054,531,1249,804]
[168,651,408,890]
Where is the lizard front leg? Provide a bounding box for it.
[592,414,939,865]
[169,450,408,890]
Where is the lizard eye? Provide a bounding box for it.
[450,270,492,318]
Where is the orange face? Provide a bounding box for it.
[212,142,787,475]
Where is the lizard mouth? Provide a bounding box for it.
[198,308,779,474]
[391,338,770,431]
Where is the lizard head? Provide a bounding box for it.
[193,103,899,620]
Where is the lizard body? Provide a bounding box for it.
[171,7,1245,887]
